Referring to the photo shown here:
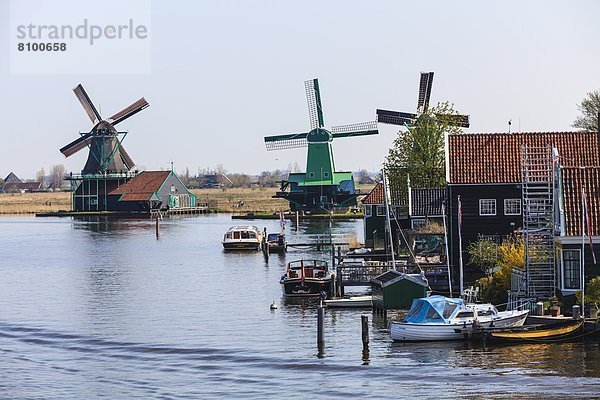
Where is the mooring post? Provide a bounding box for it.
[317,303,324,347]
[155,216,160,238]
[361,314,369,364]
[262,227,268,257]
[361,315,369,346]
[295,211,299,230]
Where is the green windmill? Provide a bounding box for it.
[264,78,379,213]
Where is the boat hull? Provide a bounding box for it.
[280,277,334,297]
[222,241,261,251]
[390,311,529,342]
[485,319,584,342]
[324,295,372,308]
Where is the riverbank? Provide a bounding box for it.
[1,185,375,214]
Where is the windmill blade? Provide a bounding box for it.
[73,84,101,123]
[376,109,417,126]
[109,98,149,125]
[417,72,434,112]
[437,113,470,128]
[60,131,93,157]
[305,78,324,129]
[331,121,379,139]
[264,132,309,151]
[118,144,135,170]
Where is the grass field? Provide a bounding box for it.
[0,192,71,214]
[0,184,376,214]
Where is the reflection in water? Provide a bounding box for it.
[0,215,599,399]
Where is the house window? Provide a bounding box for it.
[323,171,330,178]
[504,199,521,215]
[479,199,496,216]
[479,234,501,244]
[411,219,426,229]
[364,205,372,217]
[376,205,386,216]
[562,249,581,290]
[309,172,315,178]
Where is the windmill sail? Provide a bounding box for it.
[109,98,149,125]
[73,84,102,123]
[331,121,378,138]
[264,132,309,151]
[417,72,434,112]
[376,110,417,126]
[305,78,324,129]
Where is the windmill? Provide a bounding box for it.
[264,78,378,212]
[376,72,470,128]
[60,84,149,212]
[60,84,149,174]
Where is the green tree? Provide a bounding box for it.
[474,238,525,305]
[576,275,600,308]
[572,90,600,131]
[385,102,464,200]
[467,238,499,276]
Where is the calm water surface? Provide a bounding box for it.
[0,215,599,399]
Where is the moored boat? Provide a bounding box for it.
[389,296,529,342]
[481,318,584,342]
[280,259,335,297]
[324,295,372,308]
[267,233,286,253]
[222,225,264,250]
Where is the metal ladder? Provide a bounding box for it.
[521,145,556,299]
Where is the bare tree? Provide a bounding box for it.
[49,164,65,189]
[573,90,600,131]
[36,167,46,186]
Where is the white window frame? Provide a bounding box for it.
[504,199,521,215]
[308,172,315,178]
[479,199,496,216]
[561,249,581,291]
[323,171,330,178]
[364,204,372,217]
[411,219,426,229]
[376,205,386,216]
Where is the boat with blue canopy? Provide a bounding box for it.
[390,295,529,342]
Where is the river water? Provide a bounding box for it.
[0,214,599,399]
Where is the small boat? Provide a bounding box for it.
[267,233,286,253]
[389,296,529,342]
[481,318,584,342]
[324,295,372,308]
[280,259,335,297]
[222,225,264,250]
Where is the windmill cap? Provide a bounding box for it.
[307,128,332,143]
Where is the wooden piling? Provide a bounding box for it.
[317,304,324,346]
[295,211,299,230]
[361,315,369,346]
[155,217,160,238]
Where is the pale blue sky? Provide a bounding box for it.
[1,0,599,179]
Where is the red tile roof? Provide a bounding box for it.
[360,182,405,205]
[361,183,384,204]
[448,132,600,184]
[109,170,171,201]
[561,167,600,236]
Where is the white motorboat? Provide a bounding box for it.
[324,295,373,308]
[222,225,264,251]
[390,295,529,342]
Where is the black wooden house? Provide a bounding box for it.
[446,131,600,288]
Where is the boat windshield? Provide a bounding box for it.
[442,302,458,319]
[404,296,464,324]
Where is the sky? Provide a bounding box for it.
[1,0,599,179]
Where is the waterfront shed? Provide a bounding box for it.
[371,270,428,310]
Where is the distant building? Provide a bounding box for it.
[2,172,42,193]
